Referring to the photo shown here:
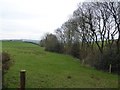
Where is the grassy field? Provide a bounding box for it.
[2,41,118,88]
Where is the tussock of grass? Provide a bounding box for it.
[3,41,118,88]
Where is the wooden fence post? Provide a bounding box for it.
[20,70,26,90]
[82,59,84,65]
[109,64,111,73]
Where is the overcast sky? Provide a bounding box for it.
[0,0,85,40]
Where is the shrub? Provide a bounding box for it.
[0,52,12,88]
[81,44,119,73]
[92,46,120,73]
[1,52,11,73]
[71,41,80,58]
[44,34,64,53]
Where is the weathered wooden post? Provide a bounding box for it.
[109,64,111,73]
[82,59,84,65]
[20,70,26,90]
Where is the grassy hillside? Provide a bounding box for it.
[2,41,118,88]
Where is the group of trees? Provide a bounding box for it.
[40,34,64,53]
[40,2,120,73]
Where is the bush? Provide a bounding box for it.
[91,46,119,73]
[81,43,120,73]
[84,47,99,67]
[44,34,64,53]
[1,52,11,73]
[98,48,119,73]
[71,41,80,58]
[0,52,12,88]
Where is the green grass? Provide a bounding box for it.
[2,41,118,88]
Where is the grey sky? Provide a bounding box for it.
[0,0,84,40]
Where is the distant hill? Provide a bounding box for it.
[22,39,40,44]
[1,39,40,44]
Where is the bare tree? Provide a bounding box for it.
[103,2,120,53]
